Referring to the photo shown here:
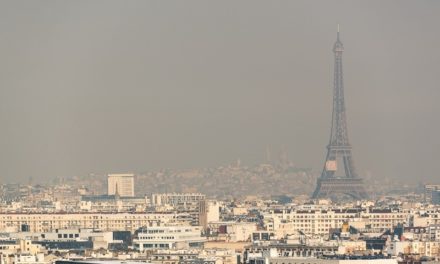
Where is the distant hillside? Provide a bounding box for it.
[134,164,317,198]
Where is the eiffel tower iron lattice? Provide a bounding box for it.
[312,28,368,200]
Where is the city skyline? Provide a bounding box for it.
[1,2,440,264]
[0,1,439,184]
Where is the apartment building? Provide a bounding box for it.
[0,212,177,233]
[199,200,220,230]
[263,208,407,236]
[152,193,206,207]
[0,239,43,256]
[425,184,440,203]
[133,226,206,251]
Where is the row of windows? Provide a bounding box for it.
[141,243,170,248]
[0,214,172,220]
[139,236,176,240]
[283,215,355,219]
[55,233,80,239]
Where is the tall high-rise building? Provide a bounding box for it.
[107,173,135,197]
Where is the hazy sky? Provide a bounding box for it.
[0,0,439,184]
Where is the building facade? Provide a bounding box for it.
[133,226,206,251]
[152,193,206,207]
[108,174,135,197]
[0,213,177,233]
[262,208,407,236]
[199,200,220,230]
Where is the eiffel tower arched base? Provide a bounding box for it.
[312,178,368,200]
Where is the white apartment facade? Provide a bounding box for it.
[133,226,206,251]
[199,200,220,230]
[152,193,206,206]
[263,208,408,236]
[0,212,177,233]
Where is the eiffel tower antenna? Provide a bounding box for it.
[312,28,368,200]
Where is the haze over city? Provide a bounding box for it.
[3,2,440,264]
[0,0,439,184]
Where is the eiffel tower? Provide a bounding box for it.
[312,28,368,200]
